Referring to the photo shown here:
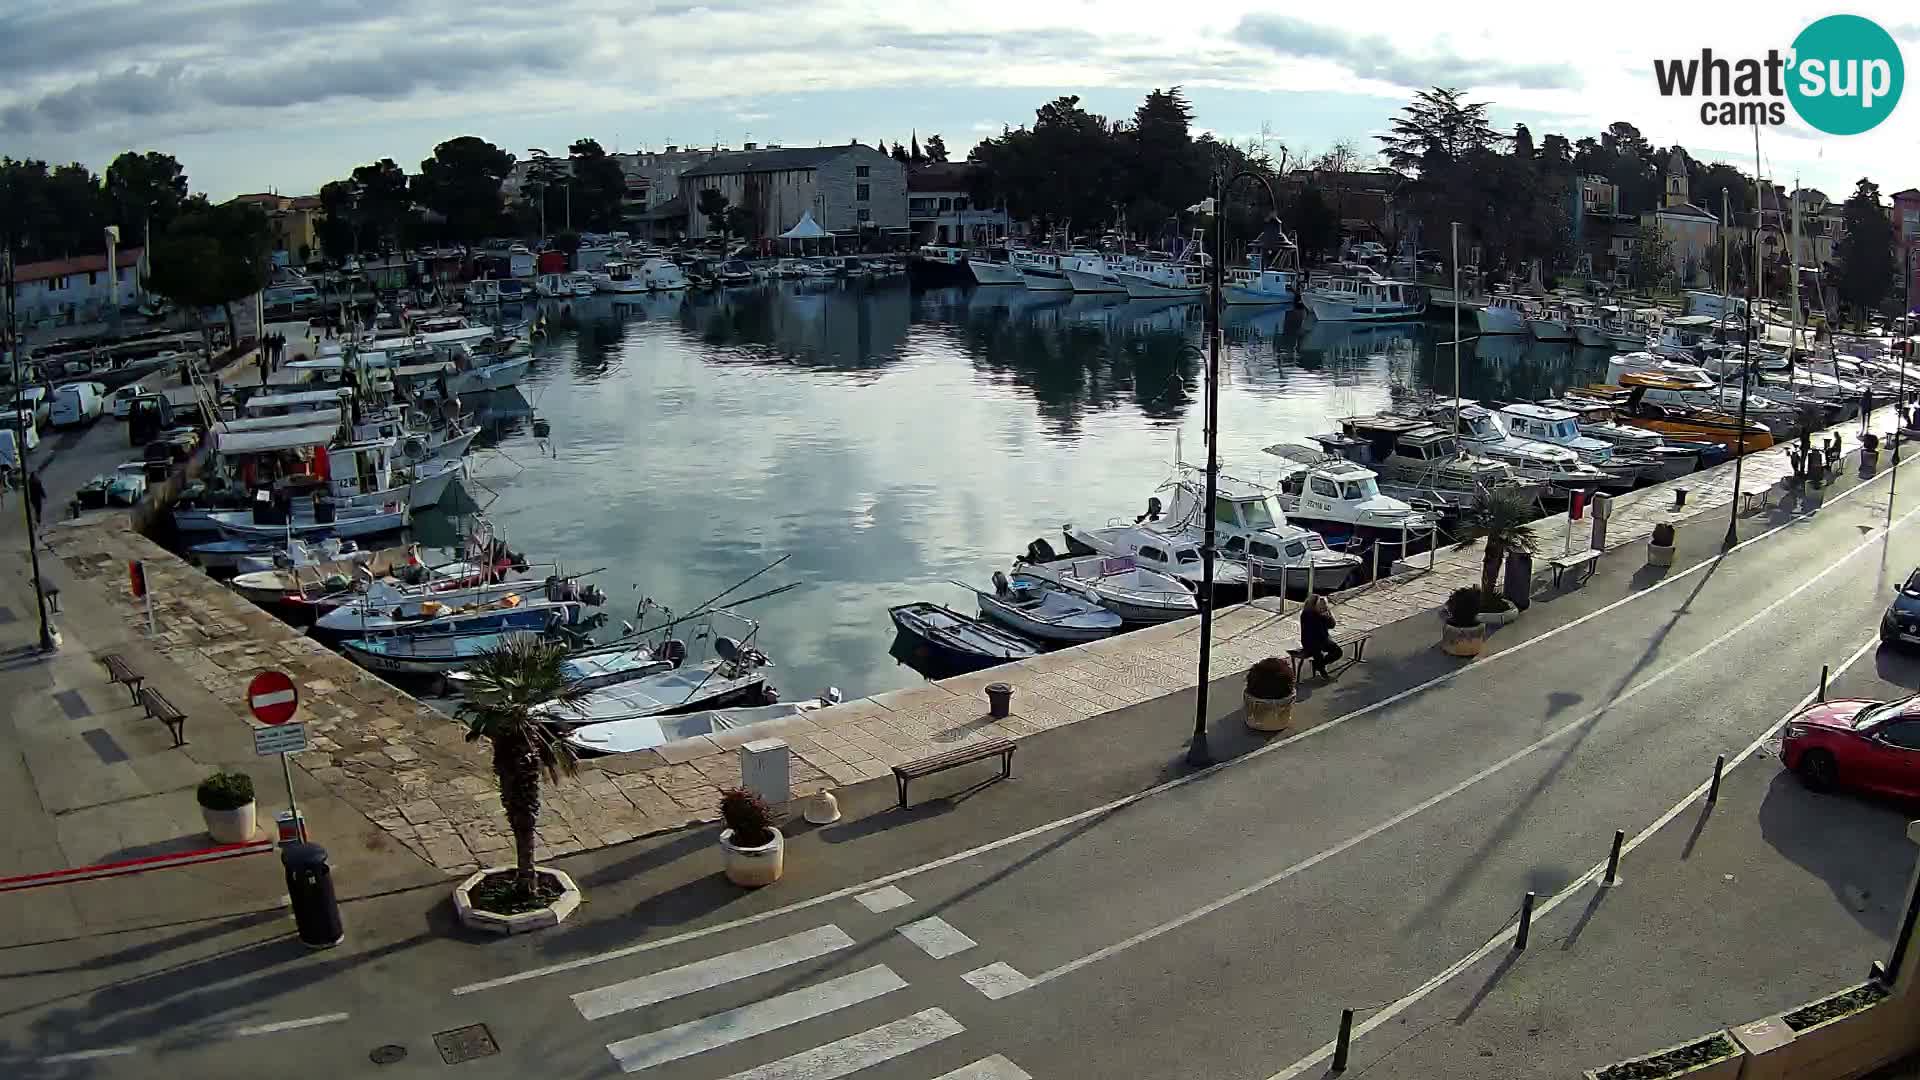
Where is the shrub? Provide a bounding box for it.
[1651,522,1675,547]
[1446,586,1483,628]
[720,787,776,847]
[197,770,255,811]
[1246,657,1295,700]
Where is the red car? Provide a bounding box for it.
[1782,694,1920,798]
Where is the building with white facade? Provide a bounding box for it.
[907,164,1008,246]
[11,249,145,327]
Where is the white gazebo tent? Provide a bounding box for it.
[779,210,833,256]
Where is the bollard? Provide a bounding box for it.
[1819,664,1829,703]
[1516,891,1536,950]
[1331,1008,1355,1072]
[1707,754,1725,803]
[985,682,1013,719]
[1603,829,1625,886]
[1306,558,1316,603]
[1674,487,1688,509]
[1371,544,1381,582]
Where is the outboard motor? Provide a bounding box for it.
[1025,537,1057,564]
[658,638,688,668]
[992,570,1011,597]
[1134,496,1163,524]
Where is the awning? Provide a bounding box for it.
[780,210,829,239]
[215,421,341,454]
[245,388,351,410]
[219,409,342,433]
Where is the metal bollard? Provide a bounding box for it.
[1371,544,1381,582]
[1516,891,1536,950]
[1819,664,1829,702]
[1707,754,1725,803]
[1674,487,1688,509]
[1331,1008,1355,1072]
[1603,829,1625,886]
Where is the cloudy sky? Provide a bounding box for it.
[3,0,1916,201]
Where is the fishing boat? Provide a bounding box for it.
[1428,400,1617,490]
[1113,253,1210,300]
[1474,293,1532,336]
[1540,394,1705,478]
[1221,266,1298,306]
[1588,386,1776,453]
[337,606,580,675]
[592,261,649,294]
[1302,275,1424,322]
[1651,314,1717,361]
[1496,402,1664,489]
[972,571,1123,644]
[1012,249,1073,291]
[1595,305,1653,351]
[1060,523,1253,595]
[209,501,408,541]
[889,602,1041,674]
[312,576,601,639]
[533,658,774,729]
[1261,446,1441,548]
[1061,250,1127,293]
[1314,414,1547,512]
[966,247,1025,286]
[1015,541,1197,623]
[563,693,842,757]
[1151,470,1362,591]
[1527,299,1579,342]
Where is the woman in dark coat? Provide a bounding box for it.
[1300,594,1342,678]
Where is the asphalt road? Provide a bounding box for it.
[7,464,1920,1080]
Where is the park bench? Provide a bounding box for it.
[1548,549,1601,588]
[137,687,187,747]
[894,737,1015,808]
[100,653,144,704]
[1287,631,1373,681]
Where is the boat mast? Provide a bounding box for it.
[1450,221,1460,435]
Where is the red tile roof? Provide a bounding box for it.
[15,248,144,285]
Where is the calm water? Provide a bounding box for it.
[423,282,1612,702]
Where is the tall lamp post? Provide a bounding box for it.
[1189,167,1279,768]
[1723,185,1759,550]
[4,243,58,652]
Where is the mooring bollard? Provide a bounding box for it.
[1674,487,1688,509]
[1516,891,1536,950]
[1819,664,1830,702]
[1707,754,1725,803]
[1331,1008,1355,1072]
[1603,829,1625,886]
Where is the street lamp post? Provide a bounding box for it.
[1189,168,1279,769]
[1723,187,1759,550]
[3,243,57,652]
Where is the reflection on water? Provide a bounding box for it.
[436,284,1612,702]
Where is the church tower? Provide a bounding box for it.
[1664,147,1690,209]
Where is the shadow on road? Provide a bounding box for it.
[1757,771,1915,940]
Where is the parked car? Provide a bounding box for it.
[111,381,151,420]
[1881,570,1920,646]
[49,381,107,428]
[1781,692,1920,797]
[11,386,50,430]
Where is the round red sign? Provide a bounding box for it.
[247,670,299,725]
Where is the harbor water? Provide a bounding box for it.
[424,282,1615,703]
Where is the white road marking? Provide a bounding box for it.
[961,962,1032,1000]
[39,1046,137,1063]
[1262,631,1886,1080]
[1018,500,1920,994]
[449,462,1902,998]
[229,1012,350,1037]
[719,1007,963,1080]
[250,689,297,709]
[896,916,977,959]
[606,964,907,1073]
[574,925,856,1021]
[935,1056,1035,1080]
[855,885,914,913]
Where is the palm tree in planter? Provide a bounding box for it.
[1451,488,1540,624]
[456,635,589,908]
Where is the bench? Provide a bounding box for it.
[100,653,144,704]
[137,687,187,747]
[1549,549,1602,588]
[1287,632,1373,681]
[894,737,1015,808]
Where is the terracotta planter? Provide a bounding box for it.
[1244,690,1295,732]
[1648,543,1675,567]
[201,801,256,844]
[721,827,785,887]
[1440,621,1485,656]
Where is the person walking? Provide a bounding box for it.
[27,470,46,524]
[1299,594,1342,679]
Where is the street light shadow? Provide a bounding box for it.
[1559,884,1608,952]
[1452,946,1521,1024]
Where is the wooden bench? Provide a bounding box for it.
[100,653,144,704]
[1548,549,1602,588]
[137,687,187,747]
[1287,632,1373,681]
[894,737,1015,808]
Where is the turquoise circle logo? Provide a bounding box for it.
[1787,15,1904,135]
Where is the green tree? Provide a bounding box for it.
[316,179,361,258]
[1284,185,1339,260]
[1452,488,1540,611]
[520,149,566,238]
[411,136,515,246]
[104,151,189,239]
[1628,221,1675,290]
[144,198,272,370]
[1377,87,1504,172]
[890,142,910,164]
[1834,177,1894,328]
[349,158,411,252]
[923,134,949,163]
[697,187,730,235]
[568,139,628,232]
[455,636,588,890]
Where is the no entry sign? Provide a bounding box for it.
[247,670,299,725]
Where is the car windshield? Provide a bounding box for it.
[1854,697,1918,730]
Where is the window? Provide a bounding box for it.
[1339,481,1367,500]
[48,275,69,290]
[857,184,870,201]
[938,197,952,212]
[856,165,870,178]
[1310,476,1340,498]
[1283,541,1306,558]
[1139,546,1167,563]
[857,208,871,223]
[955,197,969,212]
[1213,497,1239,527]
[1250,542,1278,559]
[1241,499,1276,530]
[1175,549,1200,564]
[1876,720,1920,751]
[1223,537,1246,554]
[88,271,98,286]
[910,198,934,215]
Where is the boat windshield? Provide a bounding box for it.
[1175,548,1200,564]
[1240,498,1279,530]
[1553,420,1580,440]
[1339,478,1378,500]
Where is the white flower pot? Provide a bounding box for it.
[720,827,784,887]
[1244,690,1295,732]
[202,801,257,844]
[1648,543,1675,567]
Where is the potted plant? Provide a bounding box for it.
[1648,521,1677,566]
[1441,586,1487,656]
[1243,657,1296,732]
[1583,1031,1743,1080]
[1861,432,1881,472]
[197,770,257,843]
[719,787,784,887]
[1452,489,1539,625]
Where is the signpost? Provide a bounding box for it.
[129,560,153,636]
[248,671,306,843]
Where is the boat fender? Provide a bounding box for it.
[992,570,1011,597]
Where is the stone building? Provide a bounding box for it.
[1640,148,1721,286]
[677,143,906,243]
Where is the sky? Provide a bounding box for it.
[2,0,1917,203]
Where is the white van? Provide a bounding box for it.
[49,382,107,428]
[111,381,150,419]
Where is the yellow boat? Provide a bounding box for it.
[1574,385,1774,453]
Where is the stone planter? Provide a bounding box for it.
[201,801,257,844]
[1647,543,1676,567]
[1478,603,1519,627]
[1244,690,1295,732]
[453,866,583,935]
[1582,1031,1743,1080]
[721,827,785,887]
[1440,621,1485,657]
[1737,981,1905,1079]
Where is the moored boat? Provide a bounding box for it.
[972,571,1123,644]
[889,601,1041,673]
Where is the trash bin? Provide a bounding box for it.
[1503,550,1534,612]
[281,842,344,948]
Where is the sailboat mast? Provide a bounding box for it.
[1790,175,1802,366]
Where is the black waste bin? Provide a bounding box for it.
[1503,550,1535,611]
[282,843,344,948]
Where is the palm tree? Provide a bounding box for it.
[456,635,589,889]
[1453,487,1541,608]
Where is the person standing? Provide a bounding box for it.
[1299,594,1342,679]
[27,470,45,525]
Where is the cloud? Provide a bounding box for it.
[1234,13,1581,91]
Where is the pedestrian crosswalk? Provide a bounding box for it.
[569,907,1033,1078]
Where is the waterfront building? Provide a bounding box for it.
[677,143,906,245]
[907,163,1009,247]
[10,249,145,326]
[229,192,324,266]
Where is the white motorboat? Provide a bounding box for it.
[210,502,408,541]
[1222,266,1298,306]
[1261,445,1440,546]
[447,642,674,698]
[1650,314,1716,361]
[638,257,690,291]
[1474,293,1531,335]
[1015,542,1196,623]
[442,351,531,395]
[592,261,649,293]
[563,693,840,757]
[534,660,772,729]
[966,248,1024,286]
[972,571,1123,644]
[1595,305,1652,351]
[1152,470,1362,591]
[1012,249,1073,291]
[1114,255,1209,300]
[1061,250,1127,293]
[1429,400,1616,490]
[1061,523,1251,594]
[1527,299,1578,342]
[1303,275,1424,322]
[1314,414,1547,512]
[1496,402,1662,490]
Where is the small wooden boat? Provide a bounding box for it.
[889,602,1040,674]
[338,606,578,675]
[972,571,1123,643]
